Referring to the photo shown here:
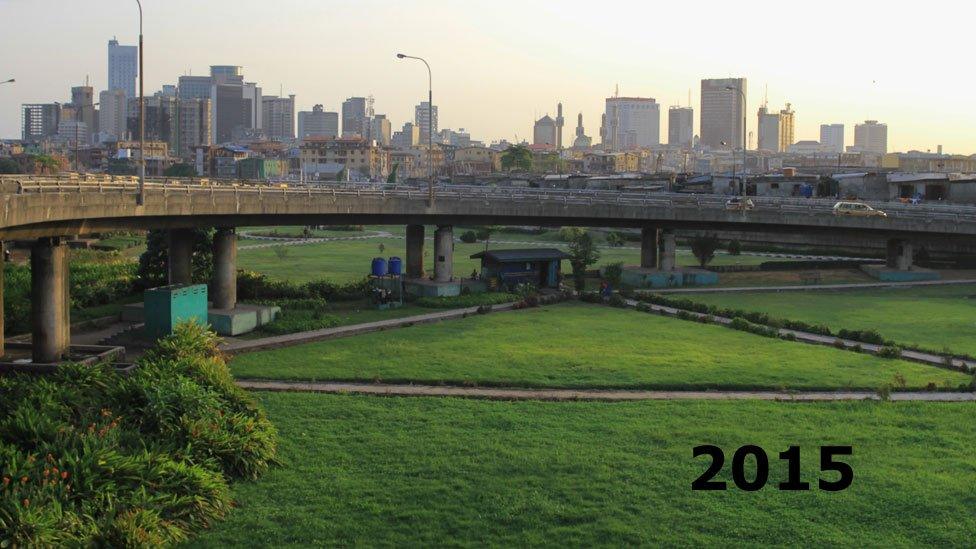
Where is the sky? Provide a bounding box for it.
[1,0,973,153]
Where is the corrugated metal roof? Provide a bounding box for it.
[470,248,570,262]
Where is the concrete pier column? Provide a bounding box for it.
[405,224,425,279]
[31,237,70,363]
[433,225,454,282]
[886,238,913,271]
[168,228,194,285]
[659,229,676,271]
[0,241,5,358]
[640,227,659,269]
[212,227,237,309]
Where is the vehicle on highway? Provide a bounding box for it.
[725,196,755,211]
[832,201,887,217]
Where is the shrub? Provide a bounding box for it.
[459,230,478,243]
[877,346,903,359]
[727,240,742,256]
[415,292,518,309]
[603,262,624,287]
[607,294,627,308]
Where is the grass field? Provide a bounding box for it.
[238,300,428,339]
[187,393,976,547]
[230,302,967,390]
[683,284,976,356]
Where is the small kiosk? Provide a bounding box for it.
[470,248,568,290]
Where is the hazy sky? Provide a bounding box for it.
[1,0,973,153]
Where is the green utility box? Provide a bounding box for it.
[144,284,209,339]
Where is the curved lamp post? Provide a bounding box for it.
[136,0,145,206]
[396,53,434,204]
[725,85,746,196]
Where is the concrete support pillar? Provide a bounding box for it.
[886,238,913,271]
[212,227,237,309]
[659,229,676,271]
[640,227,659,269]
[31,237,69,363]
[168,228,194,285]
[405,224,425,279]
[0,241,5,359]
[433,225,454,282]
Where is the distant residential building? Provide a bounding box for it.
[128,95,179,153]
[160,85,177,97]
[98,89,127,141]
[415,101,438,141]
[298,105,338,139]
[778,103,795,152]
[438,128,472,148]
[21,103,61,142]
[299,137,389,180]
[533,115,557,147]
[392,122,420,149]
[757,105,780,151]
[241,82,262,130]
[178,98,211,157]
[57,120,88,147]
[108,38,137,98]
[261,95,296,140]
[71,85,97,142]
[178,76,212,100]
[820,124,845,153]
[787,140,831,155]
[211,84,244,144]
[583,151,640,174]
[600,96,660,151]
[341,97,367,138]
[370,114,392,147]
[854,120,887,154]
[668,106,693,149]
[452,146,501,174]
[700,77,746,149]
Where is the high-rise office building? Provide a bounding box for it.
[178,98,211,157]
[210,65,243,85]
[298,105,339,139]
[668,106,694,149]
[211,84,245,144]
[98,89,127,141]
[108,39,137,99]
[128,95,178,152]
[778,103,795,152]
[600,96,660,151]
[757,105,780,151]
[178,76,212,100]
[392,122,420,149]
[262,95,296,140]
[341,97,367,138]
[854,120,887,154]
[700,78,746,149]
[820,123,845,153]
[415,101,438,142]
[371,114,392,147]
[21,103,61,142]
[71,85,97,141]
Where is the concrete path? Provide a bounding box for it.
[643,278,976,294]
[623,298,976,372]
[236,379,976,402]
[221,302,517,354]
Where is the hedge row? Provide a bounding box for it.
[237,270,368,302]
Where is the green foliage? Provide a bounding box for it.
[603,262,624,287]
[0,158,20,174]
[387,163,399,183]
[459,230,478,244]
[877,346,903,359]
[415,292,518,309]
[567,231,600,292]
[137,228,214,289]
[500,144,532,172]
[0,323,277,546]
[558,227,586,242]
[727,239,742,255]
[106,158,136,176]
[163,163,196,177]
[236,270,368,302]
[606,231,625,248]
[689,234,721,268]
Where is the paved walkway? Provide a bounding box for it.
[623,298,976,372]
[221,302,517,354]
[236,379,976,402]
[643,278,976,294]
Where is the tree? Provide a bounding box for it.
[690,234,721,268]
[606,231,625,248]
[727,239,742,256]
[603,261,624,287]
[107,158,136,176]
[567,231,600,292]
[501,145,532,172]
[476,225,500,251]
[459,230,478,243]
[0,158,21,174]
[137,228,215,289]
[163,163,196,177]
[387,163,399,184]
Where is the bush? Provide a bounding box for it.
[603,262,624,287]
[877,346,903,359]
[727,240,742,256]
[236,270,368,302]
[459,230,478,244]
[607,294,627,308]
[0,323,277,546]
[415,292,518,309]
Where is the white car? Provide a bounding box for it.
[725,197,755,211]
[832,201,887,218]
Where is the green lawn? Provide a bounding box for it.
[187,393,976,547]
[238,300,429,339]
[230,302,967,390]
[683,284,976,356]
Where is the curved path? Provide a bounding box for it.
[236,379,976,402]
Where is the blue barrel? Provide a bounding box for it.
[388,257,402,276]
[371,257,388,277]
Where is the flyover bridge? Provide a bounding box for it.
[1,175,975,363]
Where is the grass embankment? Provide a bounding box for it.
[230,302,967,390]
[683,284,976,357]
[188,393,976,547]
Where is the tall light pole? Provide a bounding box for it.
[136,0,145,206]
[396,53,434,204]
[725,85,746,196]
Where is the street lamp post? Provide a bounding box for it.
[396,53,434,204]
[725,85,747,196]
[136,0,145,206]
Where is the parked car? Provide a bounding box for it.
[832,201,887,217]
[725,196,755,211]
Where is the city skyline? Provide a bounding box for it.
[1,0,973,153]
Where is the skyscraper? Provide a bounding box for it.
[71,85,97,141]
[820,123,845,153]
[98,89,127,141]
[668,106,693,149]
[854,120,887,154]
[178,98,211,157]
[757,104,780,152]
[298,105,339,139]
[778,103,795,152]
[700,78,746,149]
[415,101,438,142]
[262,95,296,140]
[21,103,61,142]
[341,97,367,138]
[107,39,137,99]
[178,76,212,100]
[600,96,660,151]
[370,114,392,147]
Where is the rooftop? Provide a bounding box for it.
[470,248,570,262]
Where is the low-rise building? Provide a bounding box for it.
[299,137,389,181]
